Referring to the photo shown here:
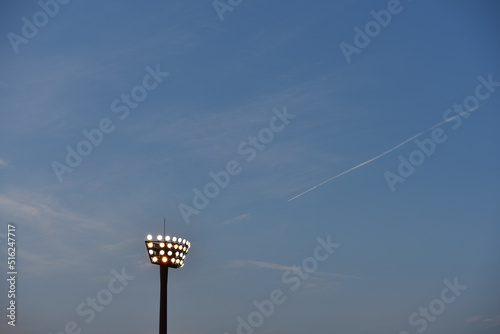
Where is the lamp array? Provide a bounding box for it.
[145,234,190,268]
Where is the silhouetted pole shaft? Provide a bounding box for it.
[159,266,168,334]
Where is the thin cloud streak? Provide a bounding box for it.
[288,110,476,202]
[230,259,362,279]
[483,315,500,329]
[465,315,483,323]
[0,193,106,233]
[222,213,251,226]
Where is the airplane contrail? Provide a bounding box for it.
[287,111,475,202]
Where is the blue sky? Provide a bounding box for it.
[0,0,499,333]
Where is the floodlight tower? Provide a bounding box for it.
[145,226,190,334]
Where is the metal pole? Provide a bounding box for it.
[159,265,168,334]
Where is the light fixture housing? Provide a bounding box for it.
[145,235,190,268]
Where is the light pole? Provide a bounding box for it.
[145,231,190,334]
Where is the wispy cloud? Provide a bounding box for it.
[222,213,251,226]
[0,188,122,275]
[230,259,361,280]
[0,190,109,233]
[483,315,500,329]
[0,158,7,167]
[466,315,482,323]
[465,314,500,329]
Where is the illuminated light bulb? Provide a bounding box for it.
[160,243,165,248]
[149,250,154,255]
[172,237,177,242]
[160,250,165,255]
[176,259,180,264]
[167,243,172,248]
[165,236,170,241]
[174,245,178,249]
[162,257,168,263]
[167,251,172,256]
[171,258,175,263]
[147,234,153,240]
[147,242,154,248]
[152,257,158,262]
[157,235,163,241]
[180,252,184,257]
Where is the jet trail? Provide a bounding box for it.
[287,111,474,202]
